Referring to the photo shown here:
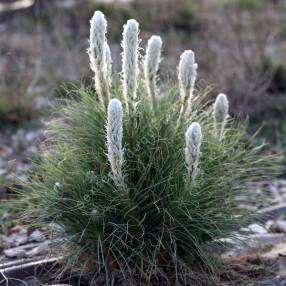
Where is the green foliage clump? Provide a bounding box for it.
[22,11,278,285]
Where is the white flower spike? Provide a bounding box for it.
[214,93,229,140]
[122,19,140,114]
[144,35,162,107]
[107,99,125,188]
[90,11,106,66]
[177,50,198,126]
[89,11,111,108]
[185,122,202,182]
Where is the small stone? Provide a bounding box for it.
[26,243,49,257]
[261,242,286,259]
[3,225,28,247]
[267,220,286,233]
[254,277,286,285]
[47,223,64,235]
[255,233,285,245]
[4,247,27,258]
[29,230,45,242]
[265,220,274,231]
[248,223,268,234]
[240,227,252,233]
[221,233,285,259]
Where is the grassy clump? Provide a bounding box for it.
[21,10,279,285]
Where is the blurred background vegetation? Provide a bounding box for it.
[0,0,285,162]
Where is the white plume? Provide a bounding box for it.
[144,35,162,106]
[89,11,110,108]
[177,50,198,126]
[185,122,202,182]
[90,11,106,66]
[106,99,125,188]
[214,93,229,140]
[121,19,140,113]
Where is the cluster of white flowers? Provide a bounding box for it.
[88,11,231,188]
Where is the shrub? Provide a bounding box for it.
[22,11,279,285]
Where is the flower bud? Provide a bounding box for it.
[106,99,125,188]
[89,11,110,108]
[185,122,202,182]
[177,50,198,126]
[214,93,229,140]
[90,11,107,66]
[179,50,197,102]
[144,35,162,106]
[122,19,140,113]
